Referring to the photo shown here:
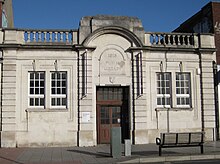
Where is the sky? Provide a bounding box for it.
[13,0,219,32]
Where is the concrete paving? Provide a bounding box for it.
[0,141,220,164]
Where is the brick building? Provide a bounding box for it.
[0,0,13,28]
[174,1,220,63]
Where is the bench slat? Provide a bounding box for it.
[191,132,204,143]
[157,132,204,156]
[177,133,190,144]
[162,133,177,145]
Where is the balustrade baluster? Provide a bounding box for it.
[66,32,71,43]
[167,34,171,45]
[32,31,36,42]
[60,32,63,42]
[177,35,181,45]
[27,31,31,42]
[157,34,161,45]
[185,35,189,45]
[54,32,58,42]
[181,35,185,45]
[42,32,46,42]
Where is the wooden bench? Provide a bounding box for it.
[156,132,204,156]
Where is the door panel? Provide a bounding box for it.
[99,106,121,144]
[100,106,110,143]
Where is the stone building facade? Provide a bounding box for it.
[0,15,216,147]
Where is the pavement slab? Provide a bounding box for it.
[0,141,220,164]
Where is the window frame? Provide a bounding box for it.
[28,71,45,108]
[50,71,67,109]
[175,72,192,108]
[156,72,172,108]
[155,71,192,109]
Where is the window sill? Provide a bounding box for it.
[155,107,193,111]
[26,108,68,112]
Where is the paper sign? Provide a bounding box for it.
[82,112,90,123]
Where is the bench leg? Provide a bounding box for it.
[201,145,204,154]
[159,146,162,156]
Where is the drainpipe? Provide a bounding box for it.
[77,50,80,146]
[0,50,2,147]
[213,61,219,140]
[198,34,205,132]
[131,51,135,144]
[199,51,204,132]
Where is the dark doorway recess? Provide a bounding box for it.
[96,86,130,144]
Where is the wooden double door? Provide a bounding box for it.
[97,87,130,144]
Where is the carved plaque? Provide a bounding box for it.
[100,49,125,75]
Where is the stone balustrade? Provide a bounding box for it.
[145,32,198,47]
[23,29,74,43]
[0,29,214,49]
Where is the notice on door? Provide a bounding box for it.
[82,112,90,123]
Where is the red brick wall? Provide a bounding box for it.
[0,2,2,28]
[212,2,220,64]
